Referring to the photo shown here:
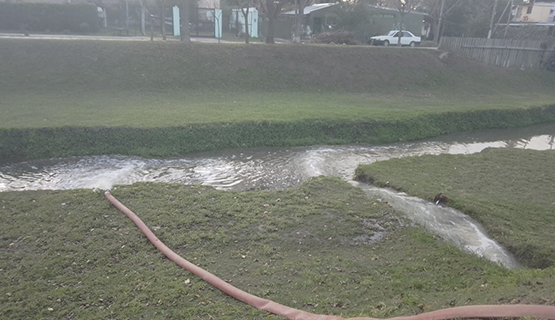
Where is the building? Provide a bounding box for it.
[513,1,555,23]
[271,3,425,42]
[508,1,555,37]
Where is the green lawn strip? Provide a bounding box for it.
[2,177,554,319]
[2,90,555,129]
[2,38,555,162]
[354,148,555,269]
[2,105,555,162]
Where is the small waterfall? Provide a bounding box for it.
[351,182,520,269]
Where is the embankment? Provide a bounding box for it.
[1,106,554,162]
[1,39,555,162]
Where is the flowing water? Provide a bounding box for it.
[1,123,554,268]
[352,182,521,268]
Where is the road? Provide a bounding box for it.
[0,32,228,43]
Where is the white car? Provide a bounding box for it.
[370,30,421,47]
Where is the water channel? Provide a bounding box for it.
[1,123,554,268]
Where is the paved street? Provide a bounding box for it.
[0,32,228,42]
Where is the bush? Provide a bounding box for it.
[79,22,90,33]
[545,48,555,72]
[0,2,99,33]
[313,31,359,45]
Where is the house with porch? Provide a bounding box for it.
[269,3,425,43]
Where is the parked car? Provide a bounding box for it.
[369,30,421,47]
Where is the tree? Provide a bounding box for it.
[394,0,422,46]
[418,0,512,42]
[165,0,193,42]
[419,0,462,44]
[160,0,167,40]
[140,0,147,36]
[291,0,318,43]
[334,1,371,32]
[177,0,191,42]
[257,0,288,44]
[292,0,306,43]
[228,0,255,43]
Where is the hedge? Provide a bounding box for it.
[0,2,99,33]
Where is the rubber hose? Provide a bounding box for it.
[104,190,555,320]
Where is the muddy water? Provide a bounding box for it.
[1,123,554,268]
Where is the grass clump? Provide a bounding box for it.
[2,177,555,319]
[354,148,555,269]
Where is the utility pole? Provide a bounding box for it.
[125,0,130,28]
[488,0,499,39]
[435,0,445,45]
[504,0,513,38]
[140,0,146,36]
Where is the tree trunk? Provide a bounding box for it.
[161,1,167,40]
[266,16,276,43]
[150,13,154,41]
[180,0,190,42]
[140,2,146,36]
[397,4,405,47]
[293,0,305,43]
[264,0,276,44]
[242,7,250,44]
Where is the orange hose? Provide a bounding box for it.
[104,190,555,320]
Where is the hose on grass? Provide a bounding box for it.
[104,190,555,320]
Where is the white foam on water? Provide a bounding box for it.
[352,182,520,269]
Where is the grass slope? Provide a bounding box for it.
[2,39,555,320]
[2,178,555,320]
[1,39,554,94]
[355,148,555,269]
[1,39,555,162]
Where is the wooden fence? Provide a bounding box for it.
[439,37,554,70]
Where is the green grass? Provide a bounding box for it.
[2,106,555,162]
[1,39,555,97]
[2,35,555,320]
[354,148,555,269]
[2,90,555,129]
[2,178,555,319]
[1,39,555,162]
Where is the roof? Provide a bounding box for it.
[508,22,555,26]
[282,3,427,16]
[367,4,427,16]
[282,3,337,16]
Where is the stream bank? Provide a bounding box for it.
[2,106,555,163]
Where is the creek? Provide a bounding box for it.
[1,123,554,268]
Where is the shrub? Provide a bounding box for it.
[0,2,99,33]
[313,31,359,45]
[545,49,555,72]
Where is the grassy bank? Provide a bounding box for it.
[2,106,555,163]
[1,39,555,162]
[2,39,555,94]
[354,148,555,269]
[2,178,555,319]
[3,37,555,320]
